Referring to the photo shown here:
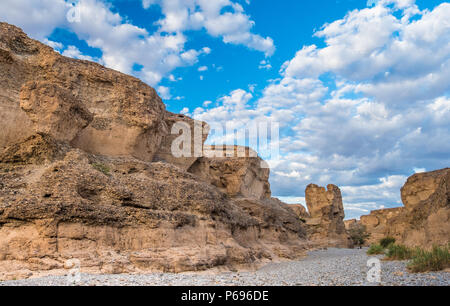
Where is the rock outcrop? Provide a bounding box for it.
[0,23,308,280]
[386,168,450,248]
[289,204,310,220]
[304,184,352,248]
[359,207,404,245]
[344,219,357,230]
[188,146,271,200]
[360,168,450,248]
[153,112,209,171]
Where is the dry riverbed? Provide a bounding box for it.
[1,248,448,286]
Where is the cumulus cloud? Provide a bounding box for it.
[61,45,98,62]
[191,1,450,219]
[0,0,273,87]
[144,0,275,56]
[157,85,172,100]
[258,60,272,70]
[0,0,68,39]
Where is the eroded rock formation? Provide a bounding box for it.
[386,168,450,248]
[289,204,310,220]
[188,146,271,200]
[0,23,308,280]
[359,207,404,245]
[359,168,449,248]
[304,184,352,248]
[344,219,357,230]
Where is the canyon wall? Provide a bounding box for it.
[359,168,450,248]
[0,22,308,280]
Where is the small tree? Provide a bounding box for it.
[379,237,396,248]
[348,224,371,249]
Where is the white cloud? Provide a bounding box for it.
[62,45,98,62]
[203,100,212,107]
[0,0,68,40]
[258,59,272,70]
[0,0,272,88]
[278,197,306,205]
[192,1,450,219]
[144,0,275,56]
[43,39,64,51]
[198,66,208,72]
[281,2,450,106]
[157,86,172,100]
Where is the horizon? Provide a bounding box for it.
[1,0,449,219]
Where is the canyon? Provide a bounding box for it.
[0,22,448,281]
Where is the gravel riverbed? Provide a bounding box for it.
[1,248,448,286]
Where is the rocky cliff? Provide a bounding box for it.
[0,23,308,280]
[359,168,449,248]
[386,168,450,248]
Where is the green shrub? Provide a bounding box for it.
[407,245,450,273]
[367,244,385,255]
[92,162,111,176]
[385,244,415,260]
[348,224,371,248]
[379,237,396,248]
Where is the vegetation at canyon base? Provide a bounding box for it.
[379,237,396,248]
[407,245,450,273]
[367,238,449,272]
[367,244,385,255]
[348,224,371,248]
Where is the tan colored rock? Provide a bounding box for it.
[386,168,450,248]
[19,81,93,142]
[0,22,166,162]
[344,219,357,230]
[0,138,307,278]
[401,169,448,211]
[304,184,352,248]
[0,23,308,279]
[360,168,450,248]
[359,207,404,245]
[153,112,209,171]
[188,145,271,200]
[289,204,310,219]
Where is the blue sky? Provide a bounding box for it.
[1,0,449,219]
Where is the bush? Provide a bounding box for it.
[379,237,396,248]
[92,162,111,176]
[385,244,415,260]
[367,244,385,255]
[348,224,371,248]
[407,245,450,273]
